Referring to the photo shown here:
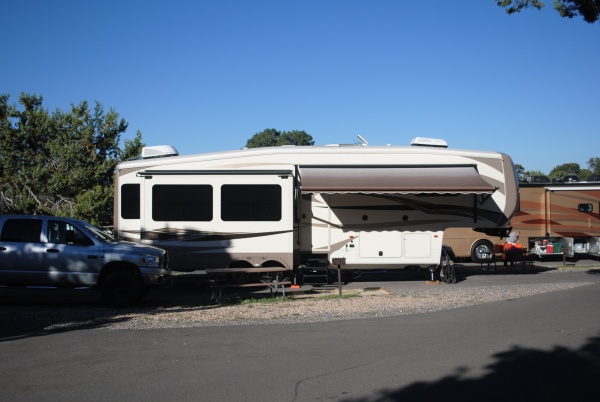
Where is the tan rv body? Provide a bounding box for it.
[115,143,518,272]
[444,183,600,260]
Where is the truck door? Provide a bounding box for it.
[44,219,101,286]
[0,217,45,285]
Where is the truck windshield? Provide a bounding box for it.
[84,224,115,242]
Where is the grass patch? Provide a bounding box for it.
[214,296,290,306]
[317,293,361,301]
[217,292,362,306]
[239,296,287,305]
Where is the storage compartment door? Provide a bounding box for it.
[404,232,434,258]
[359,231,402,258]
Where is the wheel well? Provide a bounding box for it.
[260,260,286,268]
[98,262,141,289]
[228,260,254,269]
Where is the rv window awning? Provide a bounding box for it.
[299,166,496,195]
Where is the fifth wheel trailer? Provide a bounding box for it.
[114,138,519,275]
[444,181,600,261]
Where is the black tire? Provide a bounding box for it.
[139,285,150,300]
[446,262,456,284]
[440,251,456,284]
[100,270,142,307]
[471,240,494,263]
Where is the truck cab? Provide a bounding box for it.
[0,215,171,306]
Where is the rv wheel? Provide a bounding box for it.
[471,240,494,263]
[231,273,249,284]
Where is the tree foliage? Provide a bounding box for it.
[0,93,144,226]
[586,157,600,174]
[245,128,314,148]
[520,159,599,181]
[548,162,582,180]
[496,0,600,23]
[514,163,526,181]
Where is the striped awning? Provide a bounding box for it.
[299,165,496,195]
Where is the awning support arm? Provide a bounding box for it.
[477,189,497,206]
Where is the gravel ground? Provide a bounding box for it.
[103,281,596,329]
[1,278,595,337]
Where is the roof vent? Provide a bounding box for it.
[141,145,179,159]
[410,137,448,148]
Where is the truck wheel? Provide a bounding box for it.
[471,240,494,263]
[139,286,150,300]
[100,270,142,307]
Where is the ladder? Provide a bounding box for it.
[301,258,330,285]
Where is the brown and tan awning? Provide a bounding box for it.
[299,165,496,194]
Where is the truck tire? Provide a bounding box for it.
[100,270,142,307]
[471,240,494,263]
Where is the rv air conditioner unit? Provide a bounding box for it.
[410,137,448,148]
[141,145,179,159]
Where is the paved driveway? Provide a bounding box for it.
[1,263,600,401]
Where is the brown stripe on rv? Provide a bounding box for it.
[299,166,496,194]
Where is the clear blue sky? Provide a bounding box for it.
[2,0,598,174]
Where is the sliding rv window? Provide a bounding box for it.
[152,185,213,221]
[121,184,140,219]
[221,185,281,221]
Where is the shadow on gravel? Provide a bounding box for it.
[0,276,218,342]
[451,265,554,282]
[308,265,555,286]
[347,261,600,284]
[349,269,430,283]
[343,333,600,402]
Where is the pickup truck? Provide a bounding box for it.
[0,215,171,306]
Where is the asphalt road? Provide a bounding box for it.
[1,263,600,401]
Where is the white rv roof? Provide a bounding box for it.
[118,144,504,171]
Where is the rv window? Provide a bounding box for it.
[121,184,140,219]
[221,185,281,221]
[152,185,213,221]
[578,204,593,213]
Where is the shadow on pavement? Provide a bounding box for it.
[343,333,600,402]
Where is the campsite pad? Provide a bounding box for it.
[290,286,390,299]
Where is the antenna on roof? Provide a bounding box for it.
[357,135,368,146]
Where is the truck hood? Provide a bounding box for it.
[105,240,166,255]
